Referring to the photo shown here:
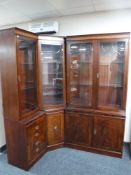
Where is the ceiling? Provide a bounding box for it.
[0,0,131,27]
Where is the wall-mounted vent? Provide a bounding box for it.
[28,21,59,34]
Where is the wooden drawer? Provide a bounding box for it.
[47,112,64,146]
[26,115,47,162]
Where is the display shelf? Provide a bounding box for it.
[41,59,62,63]
[99,62,124,65]
[43,92,63,96]
[70,82,92,86]
[99,83,123,88]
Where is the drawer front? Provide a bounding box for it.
[47,112,64,146]
[26,115,47,162]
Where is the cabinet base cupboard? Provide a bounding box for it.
[65,111,125,157]
[0,28,130,170]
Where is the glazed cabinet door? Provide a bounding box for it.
[97,39,129,110]
[17,35,38,118]
[47,112,64,146]
[93,116,125,152]
[66,41,95,108]
[65,112,92,146]
[39,37,65,109]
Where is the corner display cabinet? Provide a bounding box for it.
[38,36,65,149]
[0,28,47,170]
[65,33,130,157]
[0,28,130,171]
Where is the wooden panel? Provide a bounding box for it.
[0,29,20,121]
[93,115,125,152]
[47,112,64,146]
[4,119,27,170]
[65,112,92,146]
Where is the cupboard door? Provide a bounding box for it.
[97,39,128,110]
[65,112,92,146]
[39,38,65,108]
[93,116,124,152]
[17,36,38,117]
[67,41,94,107]
[47,112,64,146]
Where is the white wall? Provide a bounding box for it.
[0,9,131,142]
[0,75,6,147]
[5,9,131,35]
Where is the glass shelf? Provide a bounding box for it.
[41,59,62,63]
[99,84,123,88]
[43,92,63,96]
[42,72,63,75]
[22,87,36,90]
[99,61,124,65]
[70,83,92,86]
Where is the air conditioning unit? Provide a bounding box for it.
[28,21,59,34]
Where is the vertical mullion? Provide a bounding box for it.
[92,40,99,108]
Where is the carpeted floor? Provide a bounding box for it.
[0,145,131,175]
[0,153,33,175]
[30,146,131,175]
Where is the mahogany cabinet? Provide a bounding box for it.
[65,33,130,157]
[0,28,130,170]
[0,28,47,170]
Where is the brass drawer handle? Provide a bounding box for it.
[94,129,96,135]
[35,147,40,153]
[54,126,58,130]
[35,141,40,146]
[35,125,40,130]
[35,132,39,137]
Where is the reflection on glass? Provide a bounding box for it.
[18,36,38,114]
[69,43,93,107]
[41,44,64,105]
[98,41,125,108]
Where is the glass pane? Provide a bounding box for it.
[41,43,64,105]
[98,41,125,108]
[69,42,93,107]
[18,36,38,114]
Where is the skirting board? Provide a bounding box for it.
[0,145,6,153]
